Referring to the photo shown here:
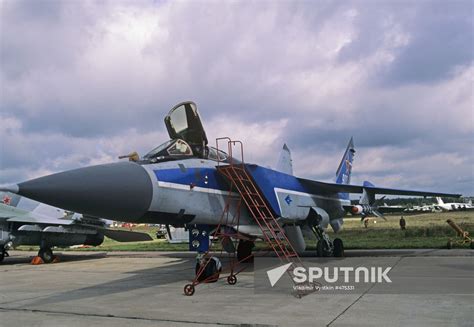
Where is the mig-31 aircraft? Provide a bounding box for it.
[0,101,460,269]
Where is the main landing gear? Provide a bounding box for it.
[312,225,344,257]
[38,247,54,263]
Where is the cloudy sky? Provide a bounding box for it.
[1,0,473,196]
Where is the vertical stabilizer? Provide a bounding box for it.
[276,144,294,175]
[360,181,375,205]
[436,197,444,205]
[335,138,355,200]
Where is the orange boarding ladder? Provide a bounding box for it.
[216,138,316,297]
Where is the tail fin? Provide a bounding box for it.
[360,181,375,205]
[436,197,444,205]
[276,144,293,175]
[335,137,355,200]
[0,191,21,208]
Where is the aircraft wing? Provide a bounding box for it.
[0,203,27,219]
[297,178,461,198]
[0,203,75,224]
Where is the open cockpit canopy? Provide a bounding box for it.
[142,102,228,164]
[165,101,208,147]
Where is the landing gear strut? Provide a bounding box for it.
[38,247,54,263]
[312,225,344,257]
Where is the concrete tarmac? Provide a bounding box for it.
[0,249,472,327]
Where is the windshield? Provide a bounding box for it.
[143,139,193,161]
[143,140,173,159]
[207,147,228,162]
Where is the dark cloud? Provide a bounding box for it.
[0,0,472,196]
[381,1,473,85]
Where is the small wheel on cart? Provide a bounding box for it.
[227,274,237,285]
[184,284,195,296]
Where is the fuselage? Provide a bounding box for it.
[134,158,349,233]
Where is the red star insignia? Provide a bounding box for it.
[2,195,12,206]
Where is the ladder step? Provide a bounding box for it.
[248,204,268,208]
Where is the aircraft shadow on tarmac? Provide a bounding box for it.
[12,248,472,308]
[25,257,205,307]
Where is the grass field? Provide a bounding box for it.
[326,210,474,249]
[17,211,474,252]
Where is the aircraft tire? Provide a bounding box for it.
[317,240,333,257]
[237,240,254,263]
[333,238,344,257]
[447,240,453,250]
[0,250,4,263]
[470,242,474,249]
[316,240,325,257]
[39,247,54,263]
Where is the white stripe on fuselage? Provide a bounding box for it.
[157,181,240,197]
[274,187,350,211]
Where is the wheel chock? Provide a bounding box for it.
[31,256,44,265]
[52,256,60,263]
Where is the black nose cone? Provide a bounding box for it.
[18,162,153,220]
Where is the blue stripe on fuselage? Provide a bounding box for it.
[154,165,342,217]
[245,165,310,216]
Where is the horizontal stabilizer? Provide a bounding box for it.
[102,229,153,242]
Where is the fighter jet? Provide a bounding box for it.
[0,192,152,263]
[0,101,460,263]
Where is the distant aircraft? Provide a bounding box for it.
[410,203,441,213]
[0,101,460,278]
[435,197,473,211]
[0,192,152,263]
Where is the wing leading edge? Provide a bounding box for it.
[297,178,461,198]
